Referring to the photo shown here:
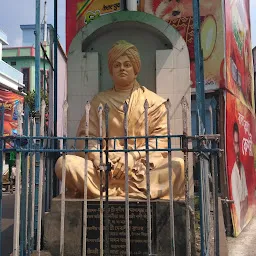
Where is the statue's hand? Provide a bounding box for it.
[92,152,121,169]
[112,153,136,180]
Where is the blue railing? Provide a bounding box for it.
[0,60,23,84]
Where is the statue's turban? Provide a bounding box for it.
[108,40,141,75]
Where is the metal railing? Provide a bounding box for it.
[0,98,221,256]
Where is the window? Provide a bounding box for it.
[10,61,16,66]
[40,69,49,92]
[21,68,30,92]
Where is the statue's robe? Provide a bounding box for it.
[55,82,185,199]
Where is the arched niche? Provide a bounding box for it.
[67,11,191,157]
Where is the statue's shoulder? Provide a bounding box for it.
[141,86,166,106]
[90,89,113,106]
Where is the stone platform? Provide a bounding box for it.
[43,197,194,256]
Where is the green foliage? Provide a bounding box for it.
[24,89,49,116]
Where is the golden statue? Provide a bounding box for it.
[55,40,185,200]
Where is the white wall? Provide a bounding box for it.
[57,47,67,137]
[156,49,191,159]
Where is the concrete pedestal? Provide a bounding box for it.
[44,197,194,256]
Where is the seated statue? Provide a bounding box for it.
[55,40,185,200]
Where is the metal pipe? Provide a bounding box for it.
[60,101,68,256]
[182,98,191,256]
[43,1,48,42]
[13,103,23,256]
[27,118,34,255]
[20,106,29,255]
[98,104,104,256]
[166,100,175,255]
[34,0,41,247]
[36,101,46,253]
[123,102,130,256]
[193,0,206,131]
[53,0,58,199]
[54,0,58,139]
[0,106,4,254]
[193,0,206,254]
[104,104,110,256]
[82,102,90,256]
[144,100,152,255]
[31,119,36,248]
[126,0,137,11]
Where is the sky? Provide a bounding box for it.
[0,0,255,51]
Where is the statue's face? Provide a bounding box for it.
[111,55,137,87]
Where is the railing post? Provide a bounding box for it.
[36,100,46,253]
[82,102,90,256]
[20,105,30,255]
[165,100,175,255]
[98,104,104,256]
[104,104,110,256]
[0,105,4,254]
[182,97,191,256]
[34,0,41,247]
[144,100,152,255]
[123,101,130,256]
[13,102,23,256]
[60,100,68,256]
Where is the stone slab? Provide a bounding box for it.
[44,198,193,256]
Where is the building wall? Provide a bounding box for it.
[21,25,53,47]
[3,57,51,92]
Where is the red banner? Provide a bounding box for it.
[225,0,254,110]
[226,92,256,236]
[66,0,122,52]
[0,89,24,147]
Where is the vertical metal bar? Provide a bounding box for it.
[144,100,152,255]
[193,0,206,132]
[27,118,34,255]
[123,102,130,256]
[37,100,46,253]
[82,102,90,256]
[182,97,191,256]
[98,104,104,256]
[60,101,68,256]
[13,102,23,256]
[213,152,219,256]
[20,105,29,255]
[34,0,41,245]
[31,119,36,248]
[0,105,4,254]
[26,115,31,250]
[193,1,206,252]
[209,104,219,255]
[104,103,110,256]
[52,0,58,200]
[54,0,58,139]
[165,100,175,255]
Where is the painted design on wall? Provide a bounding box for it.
[0,89,24,148]
[77,0,121,25]
[66,0,122,52]
[141,0,224,90]
[226,92,256,237]
[225,0,254,110]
